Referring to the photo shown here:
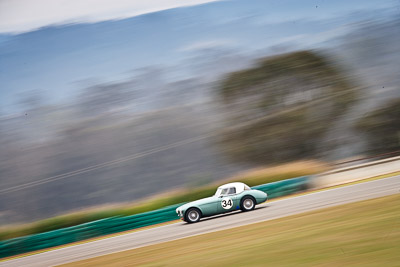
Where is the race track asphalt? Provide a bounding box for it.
[2,175,399,267]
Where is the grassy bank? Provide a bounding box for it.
[0,161,327,241]
[64,194,400,266]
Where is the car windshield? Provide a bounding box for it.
[215,187,235,196]
[215,187,229,197]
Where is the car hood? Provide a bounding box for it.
[178,196,218,210]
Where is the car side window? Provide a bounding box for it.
[228,187,236,195]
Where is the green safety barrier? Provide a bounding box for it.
[0,176,310,259]
[252,176,309,198]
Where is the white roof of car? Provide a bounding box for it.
[218,182,249,193]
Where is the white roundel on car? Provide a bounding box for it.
[221,197,233,209]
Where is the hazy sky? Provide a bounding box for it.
[0,0,398,113]
[0,0,219,33]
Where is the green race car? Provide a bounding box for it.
[176,182,268,223]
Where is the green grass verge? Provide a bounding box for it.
[0,161,326,241]
[63,193,400,267]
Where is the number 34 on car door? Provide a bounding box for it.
[221,197,233,209]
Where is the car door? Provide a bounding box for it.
[217,187,239,213]
[200,196,219,216]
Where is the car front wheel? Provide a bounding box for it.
[185,208,201,223]
[240,196,255,211]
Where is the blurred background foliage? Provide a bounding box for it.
[218,50,357,164]
[357,98,400,155]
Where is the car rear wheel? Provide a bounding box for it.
[240,196,255,212]
[185,208,201,223]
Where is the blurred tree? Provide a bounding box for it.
[217,50,357,164]
[356,98,400,155]
[77,80,136,116]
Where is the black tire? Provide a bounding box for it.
[184,208,201,223]
[240,196,256,212]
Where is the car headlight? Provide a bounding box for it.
[176,208,182,216]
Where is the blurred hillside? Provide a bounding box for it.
[0,17,399,224]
